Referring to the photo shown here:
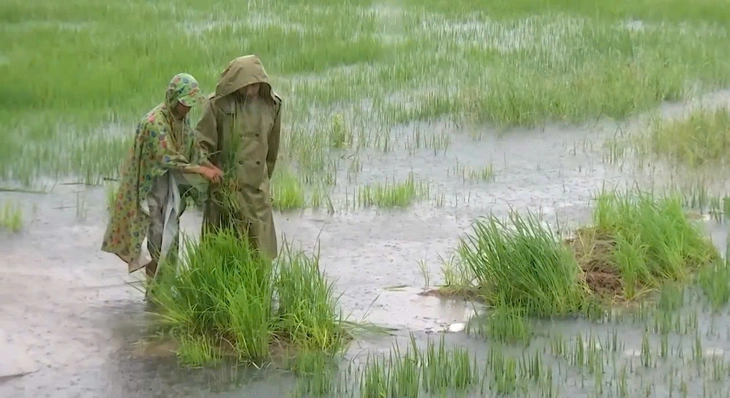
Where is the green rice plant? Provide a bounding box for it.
[270,163,306,211]
[147,230,351,367]
[273,241,348,353]
[467,306,533,345]
[356,173,429,208]
[698,260,730,312]
[105,182,119,214]
[0,201,23,233]
[328,113,352,149]
[656,282,684,312]
[487,346,520,395]
[358,333,480,398]
[290,350,339,396]
[590,188,718,299]
[646,106,730,167]
[450,161,496,183]
[450,210,588,317]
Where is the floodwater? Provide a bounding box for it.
[2,92,730,397]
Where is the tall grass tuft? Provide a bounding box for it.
[442,188,718,318]
[587,189,718,299]
[147,230,350,367]
[449,210,588,317]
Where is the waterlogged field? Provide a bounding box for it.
[4,0,730,397]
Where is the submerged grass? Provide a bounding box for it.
[147,230,351,367]
[440,188,718,317]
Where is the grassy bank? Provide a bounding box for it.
[439,188,719,316]
[3,0,730,190]
[147,230,352,367]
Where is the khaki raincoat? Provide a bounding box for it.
[195,55,282,259]
[101,73,206,273]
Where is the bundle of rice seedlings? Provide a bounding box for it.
[575,188,718,300]
[147,230,351,367]
[453,210,588,317]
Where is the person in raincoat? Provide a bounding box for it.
[194,55,282,260]
[102,73,223,280]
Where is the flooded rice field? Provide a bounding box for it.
[5,0,730,396]
[3,91,730,397]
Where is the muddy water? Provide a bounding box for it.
[2,94,730,397]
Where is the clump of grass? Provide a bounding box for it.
[271,163,306,211]
[573,189,718,300]
[647,106,730,167]
[356,173,429,208]
[445,210,588,317]
[440,188,718,318]
[328,114,352,149]
[147,230,351,367]
[0,201,23,233]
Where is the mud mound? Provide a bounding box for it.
[566,227,623,298]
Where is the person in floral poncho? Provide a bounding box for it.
[102,73,223,280]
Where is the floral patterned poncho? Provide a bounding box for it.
[101,73,206,273]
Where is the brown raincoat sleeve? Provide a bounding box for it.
[194,98,219,165]
[267,102,281,179]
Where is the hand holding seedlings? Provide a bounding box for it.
[195,165,223,183]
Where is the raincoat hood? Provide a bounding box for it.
[214,55,275,100]
[165,73,206,108]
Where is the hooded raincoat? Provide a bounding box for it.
[194,55,282,259]
[101,73,206,273]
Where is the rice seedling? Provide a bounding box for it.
[582,188,718,299]
[645,106,730,167]
[439,188,718,320]
[104,182,119,214]
[270,163,306,211]
[656,282,684,313]
[0,201,23,233]
[355,173,429,208]
[328,114,352,150]
[449,160,496,183]
[698,260,730,312]
[358,333,481,398]
[446,209,588,317]
[467,306,533,345]
[146,230,351,367]
[289,350,340,397]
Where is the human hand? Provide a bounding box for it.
[199,166,223,183]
